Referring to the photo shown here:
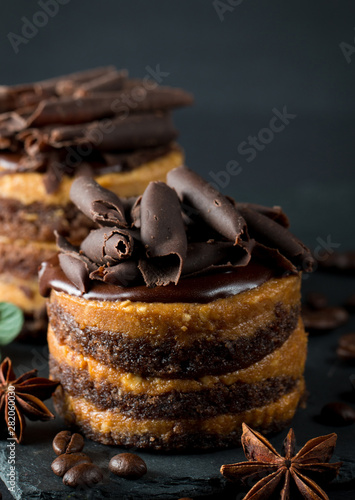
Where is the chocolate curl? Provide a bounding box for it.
[182,240,252,277]
[239,206,315,272]
[234,202,290,228]
[74,70,128,96]
[0,67,116,113]
[0,112,27,136]
[42,154,66,194]
[55,232,97,293]
[0,89,15,113]
[131,196,142,228]
[54,66,117,95]
[26,96,118,127]
[107,86,194,112]
[26,85,190,128]
[55,232,78,253]
[49,113,177,151]
[80,227,134,265]
[90,260,141,286]
[138,181,187,287]
[252,242,297,275]
[58,253,91,293]
[167,165,245,245]
[70,176,127,227]
[0,84,38,113]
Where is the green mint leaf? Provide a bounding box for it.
[0,302,24,346]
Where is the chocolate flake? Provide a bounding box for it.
[167,166,246,244]
[58,253,91,294]
[74,70,128,96]
[80,227,134,265]
[239,206,315,272]
[138,181,187,286]
[70,176,127,227]
[90,260,141,286]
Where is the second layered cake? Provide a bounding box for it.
[40,166,314,450]
[0,66,192,336]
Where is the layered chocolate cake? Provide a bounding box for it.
[40,166,314,450]
[0,67,192,336]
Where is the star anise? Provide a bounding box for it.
[221,423,342,500]
[0,357,60,443]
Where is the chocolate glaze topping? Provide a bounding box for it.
[39,255,278,303]
[0,66,193,192]
[39,166,314,300]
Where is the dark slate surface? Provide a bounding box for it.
[0,269,355,499]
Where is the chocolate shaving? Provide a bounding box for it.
[0,112,27,136]
[0,89,15,113]
[25,86,192,128]
[252,242,297,275]
[25,113,177,153]
[167,166,246,244]
[101,86,194,112]
[0,67,116,113]
[70,176,127,227]
[55,232,78,253]
[54,66,117,95]
[138,181,187,286]
[26,96,118,127]
[55,232,97,293]
[80,227,134,265]
[235,202,290,228]
[90,260,141,286]
[58,253,91,294]
[239,206,315,272]
[74,70,128,96]
[182,240,252,277]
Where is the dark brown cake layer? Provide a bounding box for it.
[0,239,56,280]
[49,355,298,419]
[48,301,299,378]
[53,387,294,451]
[0,197,94,243]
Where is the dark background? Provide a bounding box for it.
[0,3,355,499]
[0,1,354,248]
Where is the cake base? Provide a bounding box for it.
[48,271,307,450]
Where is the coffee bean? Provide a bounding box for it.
[305,292,328,310]
[109,453,147,479]
[344,294,355,313]
[63,463,103,488]
[53,430,85,455]
[319,251,355,274]
[337,333,355,361]
[302,306,349,332]
[51,452,92,477]
[320,402,355,426]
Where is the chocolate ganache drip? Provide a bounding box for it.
[0,66,193,192]
[39,166,315,294]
